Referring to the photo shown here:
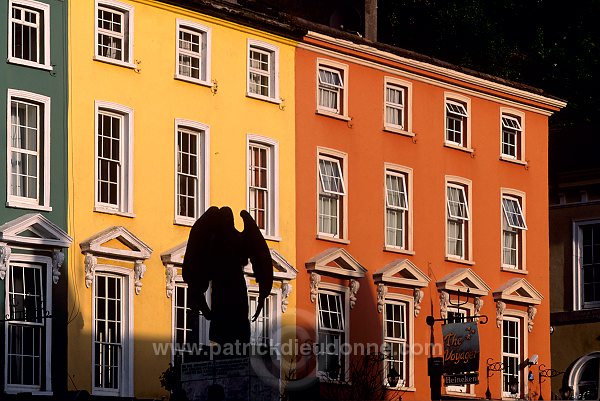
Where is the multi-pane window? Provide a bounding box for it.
[95,1,133,64]
[95,102,132,214]
[176,22,210,84]
[317,64,346,115]
[247,42,278,100]
[318,155,346,238]
[502,196,527,269]
[385,84,405,130]
[502,318,521,398]
[445,100,469,147]
[6,263,46,389]
[9,99,40,203]
[176,127,202,222]
[249,292,271,346]
[577,223,600,308]
[94,274,123,392]
[97,111,122,208]
[385,171,409,249]
[173,284,207,364]
[248,143,269,231]
[447,183,470,259]
[318,291,345,380]
[383,302,406,387]
[501,115,522,159]
[9,0,50,68]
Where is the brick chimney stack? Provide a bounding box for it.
[364,0,377,41]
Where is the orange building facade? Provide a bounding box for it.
[293,31,565,400]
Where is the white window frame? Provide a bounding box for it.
[501,316,523,399]
[94,101,134,216]
[500,108,526,163]
[316,283,349,381]
[382,295,413,390]
[247,287,280,348]
[573,220,600,310]
[91,265,133,397]
[94,0,135,68]
[383,78,413,135]
[247,39,279,103]
[384,165,412,252]
[175,19,211,86]
[174,119,209,226]
[247,135,279,239]
[445,177,472,262]
[444,93,472,151]
[4,254,52,395]
[6,89,51,211]
[500,189,527,272]
[317,148,348,241]
[8,0,52,70]
[316,59,349,119]
[171,278,209,363]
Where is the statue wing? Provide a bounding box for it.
[182,206,221,316]
[240,210,273,320]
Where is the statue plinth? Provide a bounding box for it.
[181,353,279,401]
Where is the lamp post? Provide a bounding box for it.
[485,358,504,400]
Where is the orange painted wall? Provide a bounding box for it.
[294,41,554,400]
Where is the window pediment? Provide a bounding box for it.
[373,259,429,287]
[305,247,366,278]
[160,241,187,267]
[80,226,152,260]
[493,278,543,305]
[0,213,72,248]
[436,267,491,296]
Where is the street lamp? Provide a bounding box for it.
[387,364,400,388]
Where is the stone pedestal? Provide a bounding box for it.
[181,356,280,401]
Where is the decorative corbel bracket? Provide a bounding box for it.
[84,253,97,288]
[474,296,484,315]
[165,264,177,298]
[52,249,65,284]
[414,288,424,317]
[527,305,537,332]
[281,282,292,313]
[349,279,360,309]
[377,283,387,313]
[310,272,320,303]
[440,290,449,319]
[134,261,146,295]
[0,244,11,280]
[496,300,506,328]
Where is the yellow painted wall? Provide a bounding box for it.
[67,0,297,397]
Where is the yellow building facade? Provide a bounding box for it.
[67,0,297,397]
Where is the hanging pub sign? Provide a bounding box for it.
[442,321,480,385]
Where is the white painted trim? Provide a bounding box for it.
[246,134,279,237]
[373,259,430,288]
[499,108,526,162]
[566,352,600,399]
[316,58,349,118]
[3,253,52,394]
[493,278,543,305]
[173,119,209,226]
[383,77,413,135]
[247,39,280,102]
[381,292,414,389]
[316,147,348,240]
[500,188,528,271]
[315,282,350,381]
[0,213,72,248]
[7,0,52,70]
[303,32,566,112]
[436,267,491,296]
[500,310,528,399]
[94,101,134,214]
[6,89,51,210]
[175,19,212,86]
[247,283,281,348]
[79,225,152,261]
[305,247,366,278]
[383,163,413,251]
[94,0,135,67]
[444,92,472,150]
[572,220,600,310]
[91,265,134,397]
[445,176,473,262]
